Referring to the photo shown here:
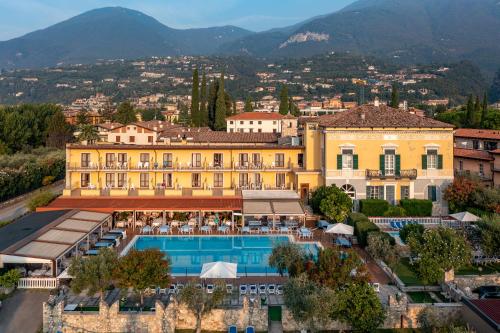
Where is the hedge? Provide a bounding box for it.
[399,199,433,217]
[370,231,396,246]
[348,212,380,246]
[360,199,390,217]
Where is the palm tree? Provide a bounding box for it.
[77,124,100,144]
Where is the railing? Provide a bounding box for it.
[18,277,59,289]
[327,170,366,178]
[454,170,492,181]
[369,216,442,225]
[365,169,417,179]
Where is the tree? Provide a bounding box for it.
[114,102,137,125]
[407,227,472,284]
[399,223,425,243]
[46,111,73,149]
[140,109,165,121]
[318,186,353,223]
[268,242,307,277]
[179,281,225,333]
[279,85,289,115]
[0,269,21,289]
[283,275,336,332]
[68,248,118,301]
[366,232,400,268]
[473,96,481,127]
[331,282,385,332]
[444,176,480,213]
[390,83,399,108]
[77,124,100,144]
[99,103,114,121]
[200,69,208,126]
[288,98,300,117]
[465,95,474,127]
[76,109,90,125]
[244,96,254,112]
[177,101,191,125]
[477,215,500,257]
[114,249,170,305]
[214,72,227,130]
[480,93,488,128]
[207,80,218,127]
[191,68,200,126]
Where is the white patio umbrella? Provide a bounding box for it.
[325,223,354,236]
[200,261,237,279]
[450,211,480,223]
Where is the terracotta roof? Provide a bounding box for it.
[455,128,500,140]
[454,148,494,161]
[315,105,454,128]
[135,120,179,131]
[161,131,279,144]
[227,112,284,121]
[40,197,243,212]
[467,299,500,329]
[96,122,123,130]
[160,126,212,137]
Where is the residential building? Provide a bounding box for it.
[226,112,297,135]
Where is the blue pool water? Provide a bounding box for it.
[387,231,404,244]
[130,235,319,276]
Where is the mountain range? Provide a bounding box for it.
[1,0,500,73]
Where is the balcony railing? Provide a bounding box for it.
[366,169,417,180]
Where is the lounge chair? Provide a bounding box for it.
[395,222,403,229]
[258,284,267,294]
[159,225,171,234]
[239,284,247,295]
[159,288,167,295]
[200,225,211,234]
[390,221,398,229]
[218,225,229,234]
[279,226,289,233]
[206,284,214,294]
[249,284,257,295]
[245,326,255,333]
[180,225,193,234]
[267,284,276,294]
[226,284,234,294]
[141,225,153,234]
[228,326,237,333]
[241,226,251,234]
[261,226,270,234]
[276,284,284,295]
[168,284,177,294]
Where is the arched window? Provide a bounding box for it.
[341,184,356,199]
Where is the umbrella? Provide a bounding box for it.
[450,212,480,223]
[325,223,354,235]
[200,262,237,279]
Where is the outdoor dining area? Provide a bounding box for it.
[317,220,354,248]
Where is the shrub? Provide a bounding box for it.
[355,220,380,247]
[384,206,407,217]
[27,191,57,211]
[399,223,425,243]
[347,212,370,226]
[0,269,21,288]
[400,199,433,216]
[360,199,389,217]
[42,175,55,186]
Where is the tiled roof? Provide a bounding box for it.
[41,197,243,212]
[227,112,284,121]
[315,105,454,128]
[163,131,279,144]
[468,299,500,329]
[454,148,494,161]
[455,128,500,140]
[136,120,179,131]
[96,122,123,130]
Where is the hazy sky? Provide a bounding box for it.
[0,0,355,41]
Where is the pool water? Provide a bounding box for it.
[387,231,404,244]
[130,235,318,276]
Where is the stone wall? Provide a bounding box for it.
[384,303,463,329]
[453,274,500,293]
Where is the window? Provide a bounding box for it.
[148,136,153,143]
[229,129,234,133]
[427,185,437,202]
[81,153,90,168]
[273,129,277,133]
[214,173,223,188]
[254,173,261,187]
[258,129,262,133]
[239,153,248,167]
[252,153,261,167]
[213,153,223,168]
[140,153,150,163]
[229,121,234,124]
[240,121,244,124]
[473,140,479,150]
[367,186,384,199]
[115,136,120,143]
[163,173,173,188]
[258,121,262,125]
[249,121,253,125]
[249,128,253,133]
[129,136,135,143]
[298,154,304,168]
[427,149,438,169]
[192,173,201,188]
[275,153,285,168]
[384,149,395,175]
[81,173,90,188]
[479,163,484,176]
[341,184,356,199]
[140,173,149,188]
[459,160,463,171]
[118,153,127,166]
[105,173,115,187]
[276,173,286,188]
[105,153,115,168]
[401,186,410,200]
[191,153,201,168]
[163,153,172,168]
[239,173,249,187]
[117,173,126,188]
[342,149,353,169]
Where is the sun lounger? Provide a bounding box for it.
[245,326,255,333]
[267,284,276,294]
[228,326,237,333]
[395,222,403,229]
[260,226,270,234]
[241,226,251,234]
[85,249,99,256]
[94,241,113,248]
[206,284,214,293]
[258,284,267,294]
[239,284,247,295]
[176,284,184,293]
[201,225,211,234]
[218,225,229,234]
[390,221,398,229]
[276,284,284,295]
[279,226,289,233]
[159,225,171,234]
[249,284,257,295]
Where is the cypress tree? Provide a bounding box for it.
[480,93,488,128]
[474,95,481,127]
[232,100,237,116]
[390,83,399,108]
[177,101,190,126]
[289,97,300,117]
[279,85,289,115]
[225,92,233,117]
[207,81,218,128]
[200,69,208,126]
[244,96,254,112]
[214,72,227,131]
[190,68,199,126]
[465,95,474,127]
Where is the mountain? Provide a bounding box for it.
[0,7,252,69]
[219,0,500,73]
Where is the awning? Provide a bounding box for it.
[272,201,304,215]
[243,201,273,215]
[450,212,480,222]
[325,223,354,235]
[200,262,237,279]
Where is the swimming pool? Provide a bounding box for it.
[123,235,319,276]
[387,231,404,244]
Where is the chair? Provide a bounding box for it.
[159,288,167,295]
[245,326,255,333]
[218,225,229,234]
[261,226,270,234]
[279,226,289,234]
[258,284,267,295]
[276,284,284,295]
[144,162,150,169]
[239,284,247,295]
[195,283,203,290]
[159,225,171,234]
[267,284,276,294]
[176,284,184,293]
[390,221,398,229]
[168,284,177,294]
[228,326,237,333]
[201,225,211,234]
[249,284,257,295]
[226,284,234,294]
[206,284,214,294]
[141,225,152,234]
[241,226,251,234]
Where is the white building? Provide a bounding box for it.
[226,112,297,136]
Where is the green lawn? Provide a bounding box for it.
[407,292,434,303]
[456,263,500,275]
[393,258,428,286]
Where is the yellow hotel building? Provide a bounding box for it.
[56,105,454,215]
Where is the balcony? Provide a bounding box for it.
[365,169,417,180]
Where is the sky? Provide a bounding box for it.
[0,0,355,41]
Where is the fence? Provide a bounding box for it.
[18,277,59,289]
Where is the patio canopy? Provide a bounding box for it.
[241,190,305,217]
[325,223,354,235]
[200,261,237,279]
[450,211,480,223]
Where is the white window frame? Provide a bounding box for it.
[384,149,396,176]
[342,149,353,170]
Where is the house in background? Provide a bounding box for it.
[226,112,297,136]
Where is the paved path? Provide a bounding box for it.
[353,247,391,284]
[0,182,64,222]
[0,290,50,333]
[269,321,283,333]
